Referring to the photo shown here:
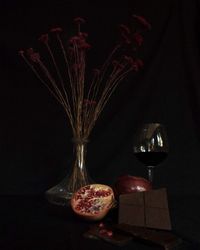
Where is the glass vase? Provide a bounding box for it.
[45,138,93,206]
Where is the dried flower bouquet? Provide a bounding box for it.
[19,15,151,205]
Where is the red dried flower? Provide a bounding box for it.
[50,27,63,33]
[131,63,139,71]
[78,32,88,38]
[31,53,40,63]
[130,59,143,71]
[112,60,125,70]
[132,14,151,30]
[69,35,81,44]
[124,55,134,64]
[133,32,143,46]
[38,34,49,43]
[26,48,34,55]
[79,42,91,50]
[26,48,40,63]
[18,50,24,56]
[73,17,86,24]
[69,35,91,50]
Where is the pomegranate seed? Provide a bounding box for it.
[106,230,113,237]
[98,222,105,228]
[99,229,107,235]
[99,228,113,237]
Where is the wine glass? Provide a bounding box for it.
[133,123,169,184]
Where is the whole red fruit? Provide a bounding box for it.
[113,175,152,197]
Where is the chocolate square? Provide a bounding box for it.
[118,188,171,230]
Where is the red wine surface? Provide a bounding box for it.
[134,152,168,166]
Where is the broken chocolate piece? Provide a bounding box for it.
[83,224,132,246]
[115,223,182,249]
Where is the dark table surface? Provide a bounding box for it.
[1,194,200,250]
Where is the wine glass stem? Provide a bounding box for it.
[148,166,154,184]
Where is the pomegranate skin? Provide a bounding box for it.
[71,184,115,221]
[113,175,152,198]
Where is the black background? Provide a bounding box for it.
[1,0,200,197]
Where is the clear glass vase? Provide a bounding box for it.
[45,138,93,206]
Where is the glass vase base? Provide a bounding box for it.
[45,186,73,206]
[46,138,93,206]
[45,174,94,206]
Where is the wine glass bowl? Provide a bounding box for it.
[133,123,169,184]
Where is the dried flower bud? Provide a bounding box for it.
[78,32,88,38]
[132,14,151,30]
[26,48,40,63]
[69,35,91,50]
[129,59,142,71]
[133,32,143,46]
[69,35,81,44]
[18,50,24,56]
[31,53,40,63]
[73,17,86,24]
[124,55,133,63]
[26,48,34,56]
[38,34,49,43]
[112,60,124,70]
[79,42,91,50]
[50,27,63,33]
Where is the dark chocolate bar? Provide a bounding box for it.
[119,188,172,230]
[115,223,182,250]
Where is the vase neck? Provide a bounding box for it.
[73,139,88,171]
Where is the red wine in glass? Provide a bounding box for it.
[133,123,169,184]
[134,152,168,166]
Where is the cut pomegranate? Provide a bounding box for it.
[71,184,115,221]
